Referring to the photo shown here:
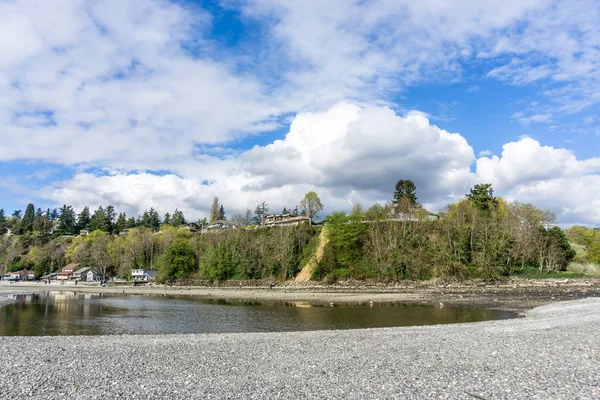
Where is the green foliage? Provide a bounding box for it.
[20,203,35,234]
[0,210,6,235]
[392,179,418,205]
[158,238,197,282]
[172,209,186,227]
[300,192,324,222]
[313,213,367,281]
[466,183,498,212]
[57,205,77,235]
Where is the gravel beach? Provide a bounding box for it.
[0,297,599,399]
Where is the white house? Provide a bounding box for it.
[86,270,98,282]
[131,269,157,281]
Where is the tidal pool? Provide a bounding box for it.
[0,291,516,336]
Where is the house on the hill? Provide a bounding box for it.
[261,213,310,227]
[184,223,202,233]
[201,220,240,233]
[58,263,80,281]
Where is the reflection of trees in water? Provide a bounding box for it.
[0,294,515,336]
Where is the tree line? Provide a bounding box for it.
[0,182,585,283]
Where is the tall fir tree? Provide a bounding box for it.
[254,201,269,224]
[392,179,418,206]
[77,206,91,232]
[218,205,226,221]
[20,203,35,234]
[0,209,6,235]
[115,213,128,234]
[172,209,186,227]
[90,206,108,232]
[466,183,498,212]
[105,205,116,233]
[57,205,76,235]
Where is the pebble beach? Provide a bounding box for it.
[0,296,598,399]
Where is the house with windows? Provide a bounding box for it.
[1,270,34,281]
[261,213,310,227]
[201,220,240,233]
[58,263,80,281]
[73,266,94,281]
[131,269,157,281]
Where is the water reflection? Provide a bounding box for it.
[0,292,516,336]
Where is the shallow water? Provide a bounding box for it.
[0,291,516,336]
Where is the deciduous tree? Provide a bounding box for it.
[300,192,324,224]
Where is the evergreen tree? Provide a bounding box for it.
[127,217,137,228]
[218,205,226,221]
[163,212,172,225]
[172,209,186,227]
[244,208,253,226]
[254,201,269,224]
[50,208,59,220]
[57,205,76,235]
[466,183,498,212]
[141,208,161,231]
[392,179,418,206]
[33,208,44,232]
[20,203,35,234]
[90,206,108,232]
[282,207,289,214]
[77,206,91,232]
[0,209,6,235]
[115,213,128,234]
[106,205,116,233]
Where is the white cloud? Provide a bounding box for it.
[476,137,600,225]
[45,103,477,217]
[44,104,600,226]
[0,0,277,169]
[512,112,552,125]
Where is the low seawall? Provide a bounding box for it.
[0,298,598,399]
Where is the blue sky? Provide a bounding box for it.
[0,0,599,226]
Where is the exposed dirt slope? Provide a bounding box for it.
[294,226,329,282]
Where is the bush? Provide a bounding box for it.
[567,262,600,274]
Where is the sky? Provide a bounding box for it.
[0,0,599,226]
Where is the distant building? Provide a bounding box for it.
[201,220,240,233]
[86,270,100,282]
[19,270,35,281]
[1,270,34,281]
[58,263,80,281]
[261,213,310,227]
[79,230,90,236]
[73,266,95,281]
[131,269,157,281]
[40,273,59,281]
[184,223,202,233]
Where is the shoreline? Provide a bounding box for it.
[2,276,600,313]
[0,297,598,399]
